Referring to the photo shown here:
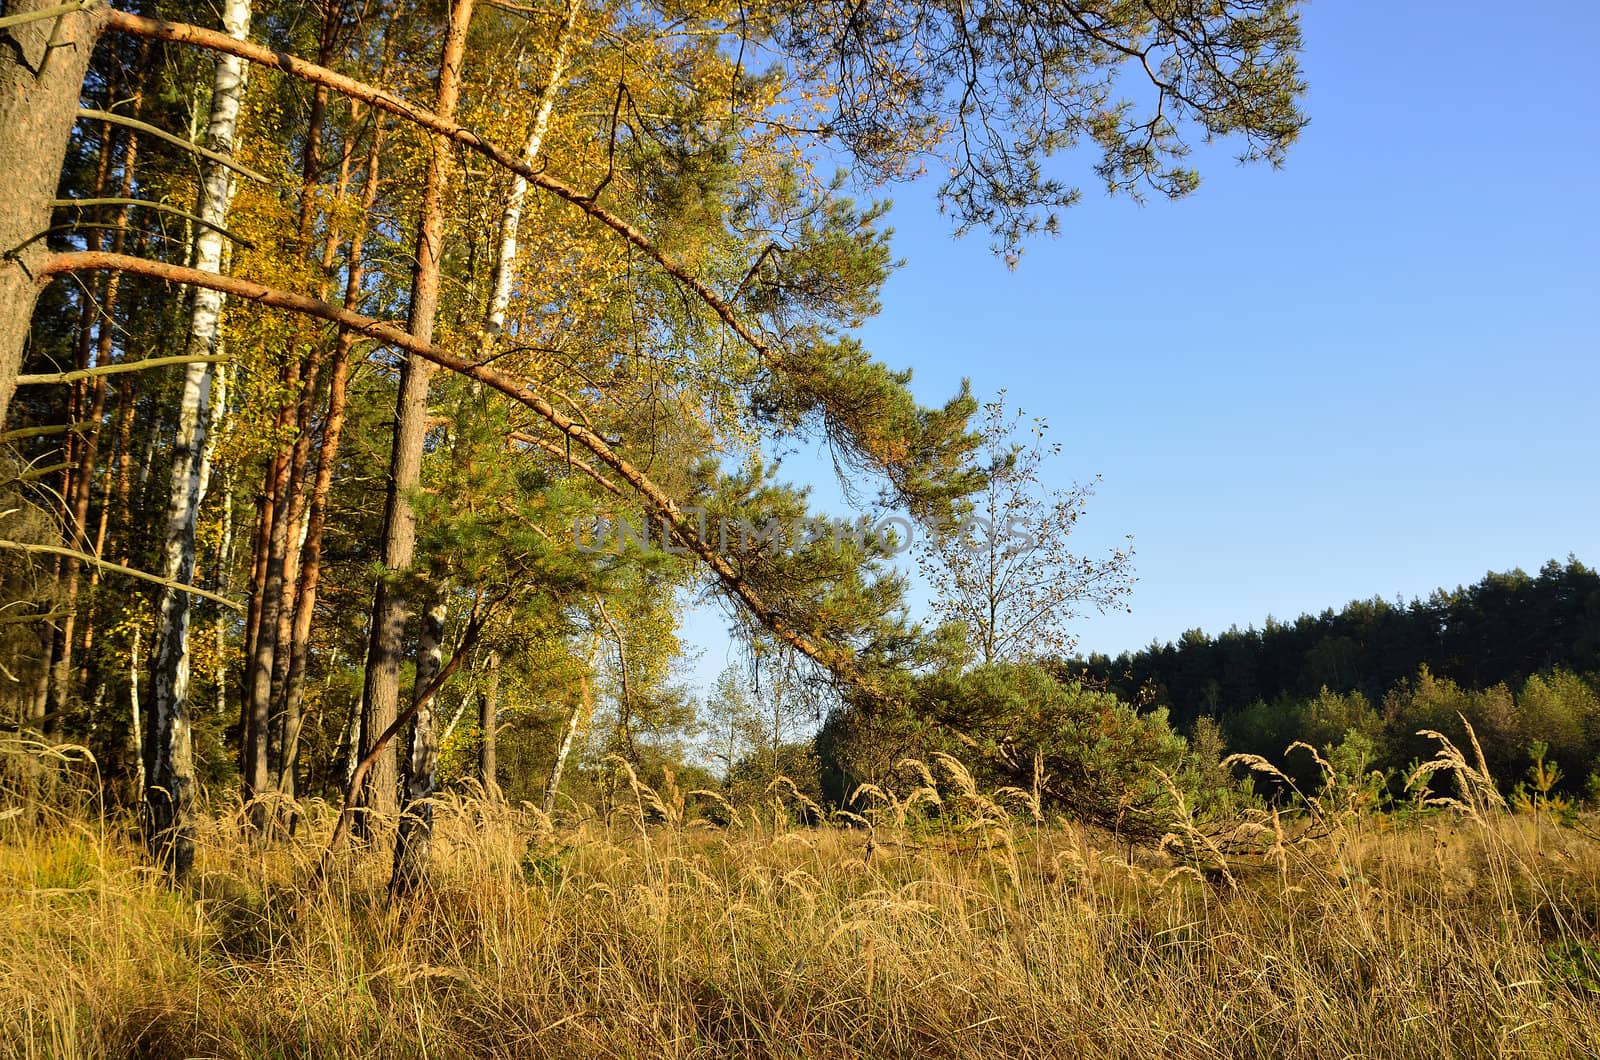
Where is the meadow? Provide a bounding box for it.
[5,739,1600,1059]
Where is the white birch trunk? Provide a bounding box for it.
[543,672,591,816]
[441,693,470,746]
[544,630,600,816]
[214,462,235,725]
[130,627,145,796]
[483,0,579,340]
[146,0,253,879]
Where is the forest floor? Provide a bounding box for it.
[4,766,1600,1058]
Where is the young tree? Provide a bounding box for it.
[702,665,755,784]
[727,649,823,803]
[917,395,1133,667]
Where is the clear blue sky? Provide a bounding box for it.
[683,0,1600,687]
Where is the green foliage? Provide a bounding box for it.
[1545,939,1600,996]
[1383,669,1541,792]
[1320,729,1392,814]
[776,0,1307,258]
[1178,716,1262,822]
[1300,687,1383,751]
[727,741,822,810]
[1216,666,1600,804]
[821,662,1190,838]
[933,664,1188,835]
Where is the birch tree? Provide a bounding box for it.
[916,396,1134,667]
[146,0,253,878]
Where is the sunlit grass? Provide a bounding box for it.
[3,740,1600,1058]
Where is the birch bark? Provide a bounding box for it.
[147,0,253,879]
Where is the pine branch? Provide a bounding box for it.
[43,251,858,684]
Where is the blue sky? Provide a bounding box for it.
[683,0,1600,686]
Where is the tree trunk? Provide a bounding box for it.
[439,5,573,815]
[390,594,447,895]
[478,650,500,795]
[212,467,234,729]
[146,0,253,880]
[72,75,148,707]
[543,671,591,817]
[480,0,578,346]
[254,25,345,828]
[0,0,109,426]
[129,626,145,795]
[239,483,273,814]
[244,393,296,833]
[355,0,474,848]
[596,596,636,762]
[42,106,115,740]
[282,116,383,790]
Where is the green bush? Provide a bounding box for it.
[822,663,1191,838]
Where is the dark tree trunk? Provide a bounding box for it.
[283,118,381,796]
[245,433,291,833]
[240,487,273,816]
[478,650,499,795]
[43,119,111,741]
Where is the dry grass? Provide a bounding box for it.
[3,740,1600,1058]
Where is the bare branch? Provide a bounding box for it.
[15,354,229,387]
[0,539,244,611]
[0,0,98,33]
[77,108,272,184]
[509,429,624,497]
[49,197,255,249]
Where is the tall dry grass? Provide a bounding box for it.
[3,732,1600,1058]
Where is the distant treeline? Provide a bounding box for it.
[1070,558,1600,729]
